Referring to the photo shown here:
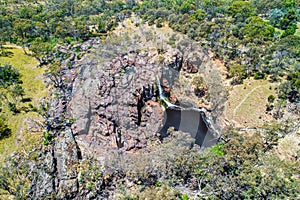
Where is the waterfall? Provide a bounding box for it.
[155,75,219,147]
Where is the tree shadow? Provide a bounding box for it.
[21,97,32,103]
[0,123,12,140]
[0,51,14,58]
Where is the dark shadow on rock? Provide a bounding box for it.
[159,108,217,147]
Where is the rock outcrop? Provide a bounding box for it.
[2,23,226,199]
[68,50,164,155]
[55,128,80,198]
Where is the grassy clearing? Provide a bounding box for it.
[275,28,284,37]
[225,78,277,128]
[295,22,300,37]
[0,46,47,164]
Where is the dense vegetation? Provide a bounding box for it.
[0,64,24,137]
[1,127,299,199]
[0,0,299,199]
[0,0,299,102]
[137,0,300,102]
[0,64,24,111]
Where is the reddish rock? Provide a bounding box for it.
[67,51,164,156]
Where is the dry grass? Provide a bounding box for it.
[225,78,277,128]
[0,46,47,164]
[275,131,300,161]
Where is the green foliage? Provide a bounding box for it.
[278,68,300,102]
[0,152,33,199]
[43,131,52,145]
[180,194,189,200]
[10,84,24,100]
[262,122,288,150]
[192,76,204,86]
[105,126,300,199]
[180,1,195,14]
[0,65,21,88]
[167,37,176,47]
[8,102,18,113]
[155,181,162,187]
[229,64,245,85]
[68,118,76,124]
[0,118,11,139]
[121,184,181,200]
[242,16,275,43]
[269,8,285,27]
[189,9,206,21]
[254,72,265,80]
[0,65,25,114]
[281,24,297,37]
[192,76,206,97]
[211,143,224,156]
[268,94,275,103]
[134,0,298,101]
[228,1,256,22]
[77,160,104,196]
[193,129,300,199]
[0,0,127,60]
[276,35,300,56]
[279,9,297,30]
[37,101,48,115]
[287,71,300,87]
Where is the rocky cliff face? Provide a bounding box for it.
[69,49,165,154]
[1,24,227,199]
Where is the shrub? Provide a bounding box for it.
[268,95,275,103]
[43,131,53,145]
[254,72,265,79]
[0,119,11,139]
[211,143,224,156]
[229,64,245,85]
[8,102,18,113]
[121,184,181,200]
[192,76,207,97]
[0,65,21,88]
[181,194,189,200]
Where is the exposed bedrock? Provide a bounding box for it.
[29,128,81,199]
[59,35,226,158]
[68,51,165,155]
[54,128,81,198]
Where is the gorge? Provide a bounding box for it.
[27,24,226,198]
[1,1,299,199]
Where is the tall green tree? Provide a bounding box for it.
[228,1,256,22]
[241,16,275,43]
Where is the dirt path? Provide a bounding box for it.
[232,85,261,118]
